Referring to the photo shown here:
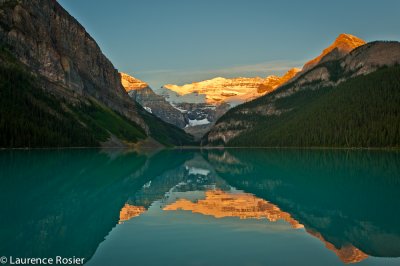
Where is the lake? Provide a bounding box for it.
[0,148,399,265]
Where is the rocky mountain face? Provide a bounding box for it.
[175,102,230,140]
[257,68,300,93]
[121,72,187,128]
[0,0,146,129]
[0,0,197,147]
[207,34,400,146]
[120,72,149,91]
[121,72,232,139]
[159,89,231,139]
[302,33,365,72]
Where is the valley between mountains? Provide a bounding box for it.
[0,0,399,148]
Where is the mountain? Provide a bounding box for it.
[121,72,232,140]
[162,70,301,106]
[120,72,228,139]
[257,68,301,93]
[302,33,365,72]
[0,0,193,147]
[160,76,271,139]
[156,69,300,139]
[121,72,187,128]
[207,34,400,147]
[120,73,149,91]
[0,0,145,128]
[163,77,269,105]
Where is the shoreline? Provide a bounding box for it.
[1,146,399,152]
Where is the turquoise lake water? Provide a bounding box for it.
[0,149,399,265]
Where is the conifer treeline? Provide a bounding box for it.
[0,60,99,147]
[227,65,400,148]
[0,48,195,148]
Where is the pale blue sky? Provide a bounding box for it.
[58,0,400,89]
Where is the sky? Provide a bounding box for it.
[58,0,400,90]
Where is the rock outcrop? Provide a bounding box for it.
[0,0,146,129]
[342,41,400,76]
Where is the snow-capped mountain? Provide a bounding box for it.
[161,69,300,107]
[121,67,302,139]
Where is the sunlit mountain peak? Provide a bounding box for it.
[120,72,149,92]
[302,33,366,71]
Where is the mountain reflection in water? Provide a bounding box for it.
[163,190,303,229]
[119,204,146,224]
[1,149,399,266]
[122,187,368,264]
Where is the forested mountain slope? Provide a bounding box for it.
[0,0,194,147]
[207,41,400,148]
